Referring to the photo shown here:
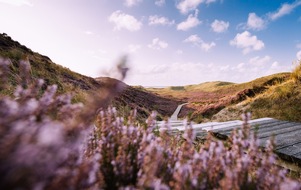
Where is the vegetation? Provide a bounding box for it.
[2,33,300,124]
[291,61,301,83]
[0,33,179,121]
[148,72,290,122]
[1,59,300,189]
[1,33,301,189]
[249,61,301,122]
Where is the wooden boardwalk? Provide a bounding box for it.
[157,118,301,164]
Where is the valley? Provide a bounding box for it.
[1,32,301,189]
[146,71,301,123]
[1,33,301,124]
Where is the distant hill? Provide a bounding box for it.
[147,81,236,97]
[0,33,183,120]
[184,81,235,92]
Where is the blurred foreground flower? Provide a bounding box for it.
[0,58,300,190]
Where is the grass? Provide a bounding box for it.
[0,33,180,122]
[0,48,96,98]
[2,33,301,124]
[1,33,301,189]
[147,72,291,122]
[185,81,234,92]
[292,60,301,83]
[249,62,301,122]
[147,74,289,100]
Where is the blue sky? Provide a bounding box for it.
[0,0,301,86]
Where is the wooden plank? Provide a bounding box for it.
[255,121,298,134]
[217,120,294,136]
[256,123,301,139]
[210,119,301,160]
[211,118,281,134]
[205,118,301,165]
[162,117,301,163]
[290,152,301,163]
[194,119,275,132]
[259,130,301,149]
[275,142,301,156]
[251,120,290,131]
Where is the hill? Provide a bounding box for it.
[2,33,300,124]
[0,33,182,120]
[147,72,295,122]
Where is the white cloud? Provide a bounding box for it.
[108,10,142,31]
[0,0,33,6]
[131,61,254,86]
[205,0,217,4]
[84,31,93,35]
[297,50,301,60]
[124,0,142,7]
[269,1,301,21]
[296,43,301,60]
[247,13,265,30]
[200,42,216,52]
[211,19,229,33]
[176,0,203,14]
[176,49,184,54]
[184,34,216,52]
[130,59,291,86]
[230,31,264,54]
[148,38,168,50]
[128,44,141,53]
[230,56,290,78]
[135,64,170,75]
[236,63,246,72]
[177,10,201,31]
[155,0,165,6]
[265,61,291,76]
[176,0,216,14]
[98,49,108,55]
[249,55,271,66]
[183,34,201,43]
[148,15,175,26]
[271,61,279,68]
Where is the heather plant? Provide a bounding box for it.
[0,58,301,190]
[0,58,92,189]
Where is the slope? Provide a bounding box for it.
[0,33,181,120]
[147,73,291,122]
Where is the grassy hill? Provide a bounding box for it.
[2,32,300,123]
[185,81,234,91]
[0,33,181,120]
[147,71,297,123]
[248,73,301,122]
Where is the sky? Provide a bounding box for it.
[0,0,301,86]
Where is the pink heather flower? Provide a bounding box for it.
[37,123,64,146]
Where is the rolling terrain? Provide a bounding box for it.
[146,71,301,123]
[1,32,300,124]
[0,33,182,121]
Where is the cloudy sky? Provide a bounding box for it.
[0,0,301,86]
